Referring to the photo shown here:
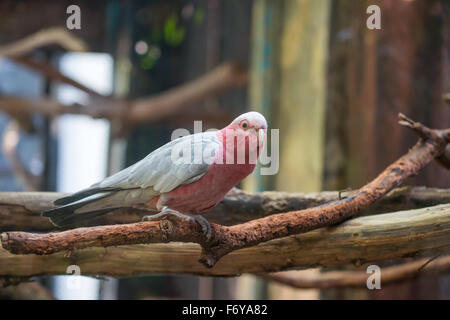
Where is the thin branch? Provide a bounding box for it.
[0,186,449,232]
[258,255,450,289]
[1,203,449,276]
[398,113,445,142]
[1,114,449,269]
[398,114,450,170]
[0,27,88,57]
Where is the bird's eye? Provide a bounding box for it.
[240,120,249,130]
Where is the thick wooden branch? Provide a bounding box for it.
[1,204,449,277]
[259,255,450,289]
[2,115,449,269]
[1,186,449,232]
[0,27,88,57]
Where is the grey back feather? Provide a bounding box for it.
[97,131,220,193]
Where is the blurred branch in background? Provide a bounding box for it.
[127,63,248,125]
[0,27,88,57]
[0,63,247,134]
[0,27,249,136]
[258,255,450,289]
[443,93,450,103]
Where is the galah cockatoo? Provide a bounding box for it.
[43,111,268,239]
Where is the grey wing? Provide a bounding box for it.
[52,131,220,206]
[98,130,220,192]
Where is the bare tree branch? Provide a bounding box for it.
[0,28,248,132]
[0,95,97,120]
[258,255,450,289]
[0,62,248,132]
[1,114,449,270]
[0,27,88,57]
[125,63,248,125]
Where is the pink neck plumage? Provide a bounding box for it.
[216,124,265,166]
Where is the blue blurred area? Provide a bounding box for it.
[0,58,45,191]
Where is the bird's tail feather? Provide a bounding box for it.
[42,191,117,228]
[43,186,148,228]
[43,207,121,228]
[54,187,124,206]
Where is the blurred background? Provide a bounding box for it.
[0,0,448,299]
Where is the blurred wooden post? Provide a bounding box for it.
[240,0,285,299]
[248,0,449,300]
[246,0,331,299]
[323,0,450,299]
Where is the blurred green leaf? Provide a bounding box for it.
[164,13,186,47]
[193,8,205,25]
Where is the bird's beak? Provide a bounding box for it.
[258,128,265,148]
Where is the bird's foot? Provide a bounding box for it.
[192,214,213,242]
[142,208,212,242]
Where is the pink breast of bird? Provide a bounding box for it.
[144,125,264,214]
